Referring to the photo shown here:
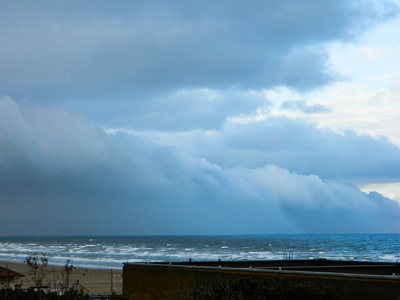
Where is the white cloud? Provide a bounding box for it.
[360,182,400,204]
[255,12,400,148]
[360,47,389,60]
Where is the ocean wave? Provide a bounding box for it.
[0,234,399,269]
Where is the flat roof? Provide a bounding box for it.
[124,259,400,278]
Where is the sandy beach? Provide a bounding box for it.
[0,261,122,295]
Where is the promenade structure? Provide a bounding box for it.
[0,266,24,289]
[123,259,400,300]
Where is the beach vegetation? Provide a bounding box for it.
[0,287,88,299]
[60,259,74,292]
[2,255,126,299]
[0,288,128,299]
[24,253,48,287]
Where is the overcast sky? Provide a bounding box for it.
[1,0,400,236]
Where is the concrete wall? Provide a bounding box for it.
[123,263,400,300]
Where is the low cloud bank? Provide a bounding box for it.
[186,118,400,182]
[1,98,399,235]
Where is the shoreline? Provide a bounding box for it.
[0,261,122,295]
[0,259,124,270]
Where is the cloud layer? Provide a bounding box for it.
[1,1,400,235]
[1,0,398,130]
[1,98,399,235]
[183,118,400,182]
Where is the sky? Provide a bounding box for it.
[1,0,400,236]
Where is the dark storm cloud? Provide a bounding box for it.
[97,89,268,131]
[0,99,399,235]
[1,0,397,102]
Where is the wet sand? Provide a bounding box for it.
[0,261,122,295]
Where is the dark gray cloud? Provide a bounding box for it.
[92,89,268,131]
[0,99,399,235]
[1,0,397,133]
[185,117,400,182]
[1,1,398,118]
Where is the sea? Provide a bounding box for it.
[0,234,399,270]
